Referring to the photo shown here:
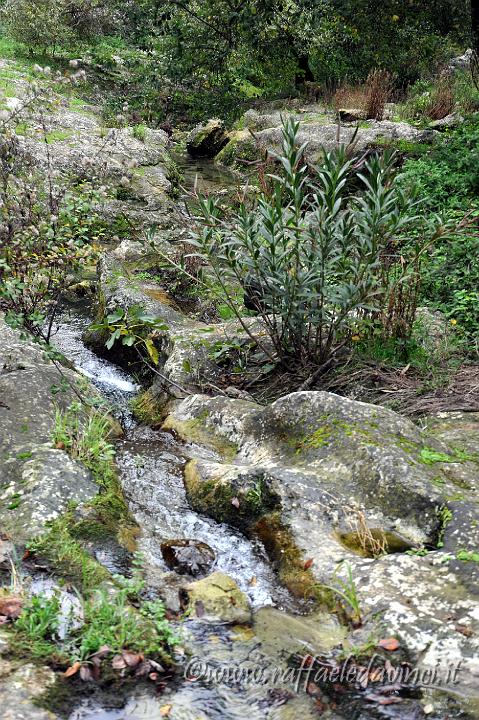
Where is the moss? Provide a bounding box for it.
[215,131,258,168]
[44,129,74,144]
[131,389,169,427]
[184,461,276,531]
[162,414,239,462]
[292,416,374,454]
[254,512,321,601]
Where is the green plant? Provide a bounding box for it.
[14,593,61,659]
[28,518,110,592]
[317,562,362,627]
[72,586,176,662]
[53,403,116,487]
[436,505,453,548]
[456,549,479,562]
[132,124,147,142]
[190,118,441,369]
[90,305,167,366]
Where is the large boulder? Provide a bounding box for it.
[162,390,479,706]
[0,317,99,543]
[218,118,437,167]
[448,49,473,72]
[186,118,228,158]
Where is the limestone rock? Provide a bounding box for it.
[430,113,464,131]
[180,571,252,624]
[448,49,473,72]
[338,108,367,123]
[186,119,228,158]
[165,390,479,704]
[0,316,99,543]
[0,662,57,720]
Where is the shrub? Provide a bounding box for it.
[189,119,442,369]
[363,69,394,120]
[0,131,101,339]
[425,69,455,120]
[399,120,479,210]
[1,0,72,54]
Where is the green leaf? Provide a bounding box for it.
[144,337,159,365]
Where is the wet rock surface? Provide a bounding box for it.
[180,571,252,624]
[161,539,216,576]
[186,118,229,158]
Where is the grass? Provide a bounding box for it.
[316,562,362,628]
[12,578,178,667]
[45,129,74,143]
[28,516,110,593]
[132,123,147,142]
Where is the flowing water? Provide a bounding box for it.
[50,305,344,720]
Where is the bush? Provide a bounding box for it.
[363,69,394,120]
[399,120,479,210]
[0,130,101,339]
[399,120,479,340]
[189,120,442,369]
[1,0,72,54]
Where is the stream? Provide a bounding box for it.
[42,152,410,720]
[50,307,345,720]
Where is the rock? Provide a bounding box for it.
[111,238,152,262]
[448,49,473,72]
[215,129,262,167]
[338,108,367,123]
[0,538,14,569]
[186,119,228,158]
[415,307,450,351]
[164,389,479,705]
[0,447,97,543]
[0,316,100,543]
[355,552,479,702]
[161,539,216,577]
[429,113,464,131]
[87,254,266,414]
[180,571,252,624]
[0,662,57,720]
[166,391,478,592]
[0,58,180,230]
[220,118,437,166]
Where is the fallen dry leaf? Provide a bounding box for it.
[231,497,240,509]
[0,596,23,620]
[378,637,400,651]
[160,705,172,717]
[64,662,81,678]
[248,576,257,586]
[455,624,473,637]
[111,654,127,670]
[365,694,402,705]
[303,558,314,570]
[122,650,143,668]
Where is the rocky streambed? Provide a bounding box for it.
[0,60,478,718]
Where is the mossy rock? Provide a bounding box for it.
[215,130,260,168]
[180,571,251,624]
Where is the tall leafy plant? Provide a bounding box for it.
[191,119,439,368]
